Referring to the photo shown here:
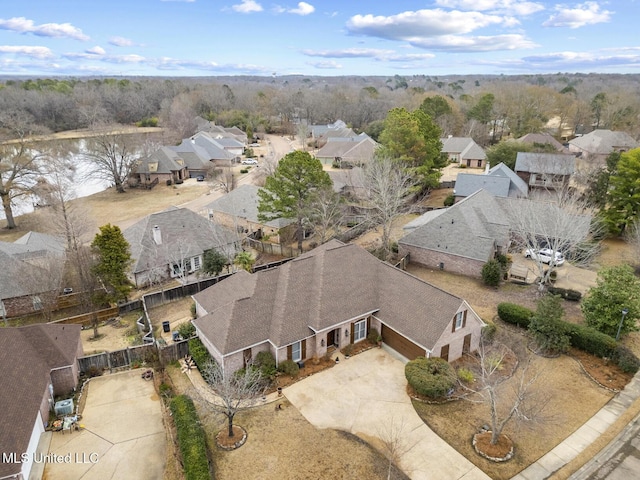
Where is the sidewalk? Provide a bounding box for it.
[512,370,640,479]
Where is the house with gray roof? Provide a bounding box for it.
[516,132,568,152]
[136,146,187,186]
[0,323,82,480]
[569,129,638,165]
[189,132,238,164]
[168,140,211,178]
[399,190,510,277]
[441,137,487,168]
[203,185,295,244]
[454,162,528,201]
[0,232,66,318]
[123,206,240,287]
[192,240,484,374]
[315,134,378,166]
[514,152,576,190]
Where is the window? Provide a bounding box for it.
[32,296,43,311]
[0,300,5,318]
[291,341,302,362]
[171,263,182,277]
[453,311,467,331]
[354,319,367,342]
[192,255,201,271]
[477,160,482,167]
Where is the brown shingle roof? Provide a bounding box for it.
[193,240,464,356]
[0,324,81,478]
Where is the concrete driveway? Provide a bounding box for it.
[284,348,490,480]
[43,370,166,480]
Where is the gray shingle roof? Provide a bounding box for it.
[515,152,576,175]
[569,129,638,155]
[168,141,211,170]
[193,240,464,356]
[137,147,184,174]
[517,132,567,152]
[399,190,510,262]
[204,184,294,229]
[315,136,378,163]
[441,137,486,160]
[123,206,239,275]
[454,174,511,198]
[189,132,235,161]
[0,324,81,478]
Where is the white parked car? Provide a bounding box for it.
[524,248,565,266]
[241,158,258,165]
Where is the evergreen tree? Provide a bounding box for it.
[91,224,132,302]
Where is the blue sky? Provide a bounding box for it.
[0,0,637,77]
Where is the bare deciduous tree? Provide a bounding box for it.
[82,125,144,193]
[306,187,344,245]
[362,156,412,260]
[377,417,413,480]
[200,360,266,438]
[505,186,601,290]
[212,161,236,193]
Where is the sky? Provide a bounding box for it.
[0,0,638,77]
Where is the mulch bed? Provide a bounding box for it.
[216,425,247,450]
[570,347,633,392]
[473,432,514,462]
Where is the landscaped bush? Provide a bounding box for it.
[367,327,381,344]
[177,321,196,339]
[481,322,497,341]
[188,338,212,369]
[547,286,582,301]
[561,322,617,358]
[278,359,300,377]
[190,302,197,318]
[443,193,455,207]
[613,345,640,374]
[497,303,534,328]
[255,351,277,378]
[481,259,502,287]
[405,357,456,398]
[170,395,210,480]
[457,367,475,383]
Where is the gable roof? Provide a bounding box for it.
[310,120,347,138]
[517,132,567,152]
[193,240,465,357]
[168,141,211,170]
[0,324,81,478]
[0,249,61,300]
[204,184,294,229]
[399,190,511,262]
[569,129,638,155]
[123,206,239,275]
[487,162,529,198]
[189,132,236,161]
[0,231,65,261]
[454,174,511,198]
[441,137,486,160]
[315,136,378,162]
[515,152,575,175]
[137,147,185,175]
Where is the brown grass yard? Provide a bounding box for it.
[164,365,408,480]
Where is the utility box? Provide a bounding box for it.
[54,399,74,416]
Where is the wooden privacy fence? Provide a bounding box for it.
[159,339,191,364]
[50,306,119,326]
[244,237,301,258]
[78,343,156,373]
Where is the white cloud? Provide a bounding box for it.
[347,9,508,38]
[232,0,263,13]
[109,36,135,47]
[274,2,315,15]
[409,34,538,51]
[308,60,341,69]
[435,0,545,15]
[0,17,89,41]
[86,46,106,55]
[0,45,54,59]
[301,48,395,58]
[543,2,612,29]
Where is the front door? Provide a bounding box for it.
[326,329,339,347]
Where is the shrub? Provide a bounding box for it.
[240,168,249,174]
[188,338,212,369]
[86,365,103,378]
[547,286,582,301]
[405,357,456,398]
[278,359,300,377]
[482,322,497,342]
[367,327,381,344]
[158,383,174,402]
[177,321,195,339]
[482,260,502,287]
[457,367,475,383]
[170,395,210,480]
[496,254,510,269]
[528,294,570,355]
[561,322,617,358]
[190,302,197,318]
[255,351,277,378]
[443,193,455,207]
[613,345,640,374]
[497,303,534,328]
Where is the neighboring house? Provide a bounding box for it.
[514,152,575,190]
[328,167,367,199]
[192,240,484,374]
[568,129,638,167]
[195,117,248,145]
[123,206,240,287]
[208,135,245,157]
[189,132,238,164]
[310,119,347,139]
[0,232,66,319]
[441,137,487,168]
[136,147,187,186]
[203,185,295,244]
[0,323,82,480]
[315,134,378,167]
[399,190,511,277]
[454,162,528,201]
[168,141,212,178]
[516,132,568,152]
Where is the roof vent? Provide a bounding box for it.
[152,225,162,245]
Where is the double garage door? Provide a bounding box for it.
[380,324,426,360]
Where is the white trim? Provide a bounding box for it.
[308,309,378,334]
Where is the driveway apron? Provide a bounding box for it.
[284,348,490,480]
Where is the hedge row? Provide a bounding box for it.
[405,357,456,398]
[169,395,211,480]
[547,286,582,301]
[188,337,212,369]
[497,302,640,373]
